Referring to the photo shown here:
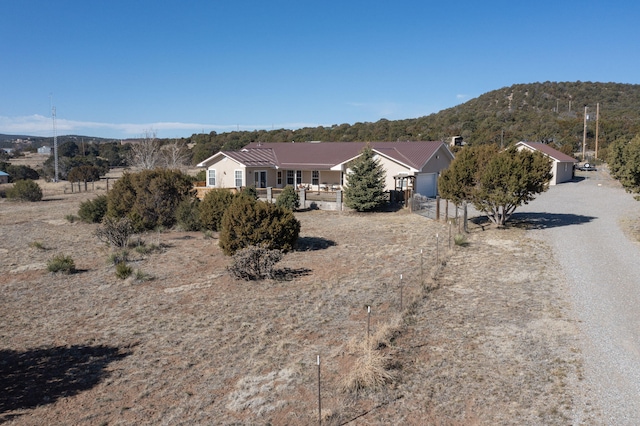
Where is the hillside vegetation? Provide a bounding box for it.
[188,82,640,163]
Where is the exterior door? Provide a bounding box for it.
[254,170,267,188]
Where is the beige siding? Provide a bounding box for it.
[420,145,453,173]
[206,156,245,188]
[245,167,278,188]
[374,155,413,191]
[516,144,573,185]
[553,161,574,185]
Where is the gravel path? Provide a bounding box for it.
[517,169,640,424]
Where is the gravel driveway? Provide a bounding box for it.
[516,168,640,424]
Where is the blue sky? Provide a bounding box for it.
[1,0,639,139]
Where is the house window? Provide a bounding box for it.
[234,170,243,187]
[286,170,295,185]
[208,169,216,187]
[296,170,302,185]
[277,171,282,186]
[312,170,319,185]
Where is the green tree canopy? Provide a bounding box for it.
[344,145,387,212]
[608,135,640,193]
[219,196,300,256]
[107,169,195,231]
[439,145,552,226]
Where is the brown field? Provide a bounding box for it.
[0,182,596,425]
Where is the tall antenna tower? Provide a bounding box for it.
[52,105,59,182]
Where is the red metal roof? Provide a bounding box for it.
[239,141,449,170]
[516,141,577,163]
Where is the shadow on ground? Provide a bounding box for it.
[296,236,336,251]
[274,267,313,281]
[509,212,596,229]
[0,344,132,416]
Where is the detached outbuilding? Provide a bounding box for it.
[515,141,577,185]
[0,171,9,184]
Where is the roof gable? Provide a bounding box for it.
[516,141,577,163]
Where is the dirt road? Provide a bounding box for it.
[517,169,640,424]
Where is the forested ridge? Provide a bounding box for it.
[188,81,640,163]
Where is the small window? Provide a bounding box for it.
[296,170,302,185]
[312,170,319,185]
[277,171,282,185]
[234,170,242,187]
[208,169,216,187]
[287,170,295,185]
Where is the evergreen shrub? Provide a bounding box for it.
[6,179,43,202]
[276,185,300,211]
[199,189,235,231]
[78,194,108,223]
[219,196,300,256]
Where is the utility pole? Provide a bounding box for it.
[582,105,588,162]
[52,105,59,182]
[595,103,600,159]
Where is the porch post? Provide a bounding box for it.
[299,188,306,209]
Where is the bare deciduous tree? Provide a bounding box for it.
[162,139,191,170]
[129,129,162,170]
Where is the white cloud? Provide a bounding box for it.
[0,115,321,138]
[456,94,468,100]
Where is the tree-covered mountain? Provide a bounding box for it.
[188,81,640,164]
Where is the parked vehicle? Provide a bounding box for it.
[576,162,597,171]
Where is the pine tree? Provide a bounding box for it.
[344,145,387,212]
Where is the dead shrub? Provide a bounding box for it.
[227,245,283,281]
[95,216,133,248]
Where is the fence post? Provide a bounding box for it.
[463,201,468,233]
[267,187,273,203]
[445,199,449,222]
[317,355,322,425]
[436,196,440,221]
[336,190,342,211]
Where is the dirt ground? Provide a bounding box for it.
[0,181,595,425]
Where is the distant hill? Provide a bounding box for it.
[0,134,120,149]
[187,81,640,163]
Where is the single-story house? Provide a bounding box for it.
[0,171,9,184]
[515,141,577,185]
[37,146,53,154]
[196,141,455,197]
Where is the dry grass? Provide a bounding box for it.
[340,344,394,392]
[0,183,596,424]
